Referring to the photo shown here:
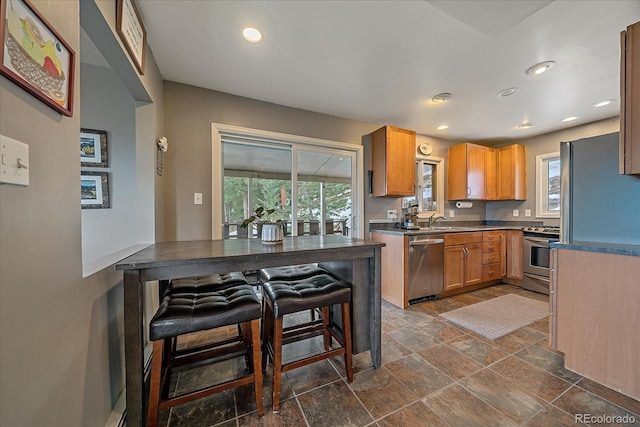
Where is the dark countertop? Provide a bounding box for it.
[369,225,524,236]
[551,241,640,257]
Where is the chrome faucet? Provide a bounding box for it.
[428,213,446,227]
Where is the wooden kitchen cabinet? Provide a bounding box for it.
[448,142,526,200]
[495,145,526,199]
[620,21,640,175]
[551,248,640,400]
[481,231,505,281]
[370,125,416,197]
[444,232,483,291]
[448,143,489,200]
[505,230,523,281]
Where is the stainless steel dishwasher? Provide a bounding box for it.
[408,234,444,304]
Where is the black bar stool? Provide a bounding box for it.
[146,284,264,427]
[261,273,353,413]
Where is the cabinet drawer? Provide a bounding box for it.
[482,252,502,265]
[482,263,503,281]
[482,242,501,253]
[483,231,503,242]
[445,232,482,246]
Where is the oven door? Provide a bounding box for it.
[523,236,553,277]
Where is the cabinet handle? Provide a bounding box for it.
[467,187,471,197]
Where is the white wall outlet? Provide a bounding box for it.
[448,209,455,217]
[0,134,29,186]
[512,209,519,217]
[524,209,531,217]
[386,209,397,219]
[194,192,203,205]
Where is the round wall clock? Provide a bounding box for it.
[418,143,433,155]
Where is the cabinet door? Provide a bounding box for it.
[620,21,640,175]
[506,230,523,280]
[386,127,417,195]
[466,145,487,199]
[444,246,465,291]
[496,145,527,200]
[486,148,496,200]
[447,143,469,200]
[464,243,483,286]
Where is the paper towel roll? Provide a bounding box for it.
[455,201,473,208]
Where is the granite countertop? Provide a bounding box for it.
[369,224,524,236]
[551,241,640,257]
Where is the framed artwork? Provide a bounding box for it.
[81,172,110,209]
[116,0,146,75]
[80,128,108,167]
[0,0,75,116]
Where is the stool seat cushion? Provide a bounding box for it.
[262,274,350,318]
[168,272,248,293]
[150,285,261,341]
[259,264,328,283]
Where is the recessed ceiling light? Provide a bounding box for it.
[517,122,534,129]
[437,125,449,130]
[432,93,452,103]
[242,27,262,43]
[497,87,519,97]
[592,99,615,108]
[525,61,555,76]
[562,116,578,122]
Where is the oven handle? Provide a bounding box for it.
[524,236,552,247]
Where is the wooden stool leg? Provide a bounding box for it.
[147,340,164,427]
[341,302,354,382]
[249,319,265,416]
[272,317,284,413]
[322,306,331,351]
[261,302,272,370]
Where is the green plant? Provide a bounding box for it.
[241,206,282,228]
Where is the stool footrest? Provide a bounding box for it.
[158,375,256,411]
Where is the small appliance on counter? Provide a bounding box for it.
[401,204,420,229]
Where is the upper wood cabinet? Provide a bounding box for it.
[495,144,526,200]
[448,142,526,201]
[620,21,640,175]
[448,142,489,200]
[370,126,416,197]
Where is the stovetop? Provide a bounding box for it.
[522,226,560,236]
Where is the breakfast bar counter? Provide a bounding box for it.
[115,235,384,427]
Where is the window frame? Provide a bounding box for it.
[413,155,445,218]
[535,151,560,218]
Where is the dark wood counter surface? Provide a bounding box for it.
[116,235,384,427]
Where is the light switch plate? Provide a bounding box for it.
[386,209,397,219]
[512,209,519,217]
[448,209,455,217]
[524,209,531,217]
[0,134,29,186]
[194,192,203,205]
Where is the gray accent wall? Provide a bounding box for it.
[0,1,164,426]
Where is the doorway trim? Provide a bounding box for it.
[211,123,364,239]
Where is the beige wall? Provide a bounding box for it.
[486,117,620,225]
[163,81,383,241]
[0,1,163,425]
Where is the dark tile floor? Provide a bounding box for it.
[156,284,640,427]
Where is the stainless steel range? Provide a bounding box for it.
[521,226,560,295]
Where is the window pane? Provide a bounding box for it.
[421,163,436,211]
[547,158,560,211]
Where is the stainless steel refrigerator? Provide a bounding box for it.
[560,132,640,245]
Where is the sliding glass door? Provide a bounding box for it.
[212,124,362,239]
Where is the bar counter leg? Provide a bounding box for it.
[124,270,145,427]
[370,248,382,368]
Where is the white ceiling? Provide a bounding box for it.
[136,0,640,141]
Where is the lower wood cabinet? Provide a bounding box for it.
[444,233,483,291]
[505,230,523,281]
[551,248,640,400]
[481,231,505,281]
